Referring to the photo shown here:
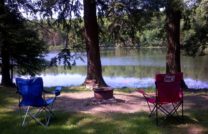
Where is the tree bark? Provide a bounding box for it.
[166,1,188,89]
[0,0,13,86]
[166,3,181,73]
[1,45,13,86]
[83,0,107,87]
[0,0,4,9]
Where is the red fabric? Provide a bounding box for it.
[137,89,156,103]
[146,97,156,103]
[137,72,183,104]
[155,73,183,82]
[155,73,183,103]
[137,73,184,120]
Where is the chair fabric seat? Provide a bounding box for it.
[19,97,46,107]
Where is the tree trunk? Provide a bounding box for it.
[83,0,107,87]
[1,45,13,86]
[166,6,181,73]
[166,2,188,89]
[0,0,13,86]
[0,0,4,10]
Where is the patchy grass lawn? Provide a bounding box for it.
[0,86,208,134]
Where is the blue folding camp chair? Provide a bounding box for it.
[16,77,62,127]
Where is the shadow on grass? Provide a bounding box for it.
[184,94,208,130]
[0,87,18,108]
[157,115,197,126]
[0,110,160,134]
[0,110,206,134]
[1,86,208,134]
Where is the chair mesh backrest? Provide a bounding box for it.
[155,73,183,103]
[16,77,45,107]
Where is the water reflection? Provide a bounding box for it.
[23,74,208,89]
[16,48,208,89]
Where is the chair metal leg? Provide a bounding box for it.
[182,100,184,117]
[46,105,55,117]
[156,104,158,125]
[33,108,43,117]
[20,106,54,127]
[29,112,47,127]
[149,105,156,117]
[22,106,30,126]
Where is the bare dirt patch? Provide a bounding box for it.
[51,91,208,134]
[54,91,208,115]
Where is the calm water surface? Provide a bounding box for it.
[18,48,208,89]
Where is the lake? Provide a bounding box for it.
[18,48,208,89]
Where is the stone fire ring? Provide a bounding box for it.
[93,87,114,100]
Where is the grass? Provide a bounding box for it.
[46,86,91,93]
[0,86,208,134]
[45,86,156,93]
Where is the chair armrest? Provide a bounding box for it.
[43,86,62,96]
[136,89,155,98]
[137,89,146,95]
[53,86,62,96]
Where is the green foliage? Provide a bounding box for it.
[98,1,155,47]
[11,28,47,75]
[139,27,165,47]
[3,0,208,56]
[0,4,47,76]
[182,0,208,56]
[136,13,166,47]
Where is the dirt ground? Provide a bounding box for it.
[54,91,208,115]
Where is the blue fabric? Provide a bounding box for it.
[54,86,62,96]
[45,98,55,105]
[16,77,50,107]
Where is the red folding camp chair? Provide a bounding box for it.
[138,73,184,125]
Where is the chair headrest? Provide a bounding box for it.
[16,77,44,96]
[156,72,183,82]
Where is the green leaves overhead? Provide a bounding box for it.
[3,0,208,55]
[0,3,47,76]
[182,0,208,56]
[97,0,161,46]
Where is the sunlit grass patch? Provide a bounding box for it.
[45,86,91,93]
[0,86,208,134]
